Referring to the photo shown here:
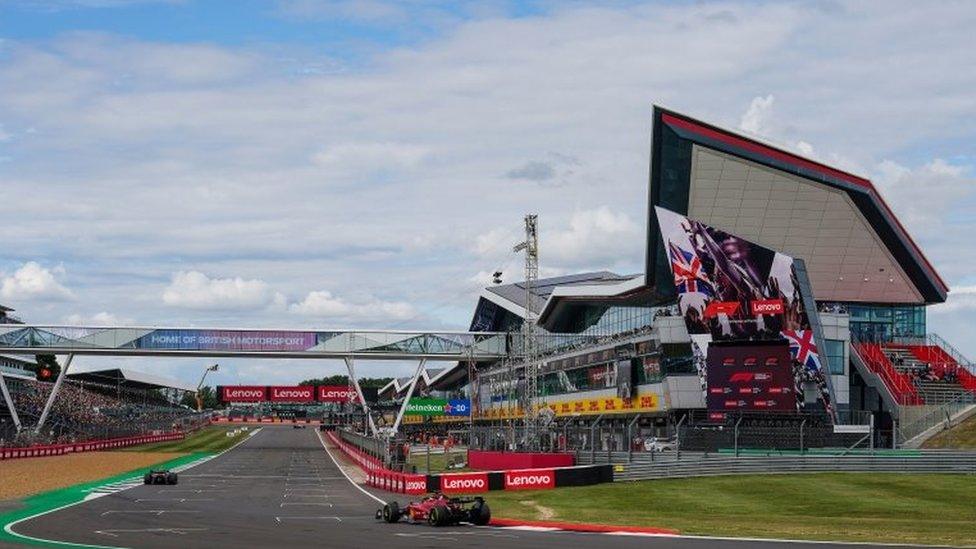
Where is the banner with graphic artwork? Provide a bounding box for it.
[654,206,834,420]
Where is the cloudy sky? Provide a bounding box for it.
[0,0,974,386]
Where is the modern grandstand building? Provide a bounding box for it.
[419,106,973,449]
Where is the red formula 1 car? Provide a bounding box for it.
[377,493,491,527]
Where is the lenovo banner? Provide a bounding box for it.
[317,386,354,403]
[221,386,267,403]
[751,299,785,316]
[440,472,488,493]
[268,386,314,403]
[504,469,555,490]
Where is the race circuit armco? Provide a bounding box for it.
[3,427,941,549]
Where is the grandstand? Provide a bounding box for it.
[0,306,204,447]
[412,107,975,453]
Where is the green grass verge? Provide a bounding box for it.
[481,473,976,546]
[0,453,211,548]
[117,426,249,454]
[923,414,976,449]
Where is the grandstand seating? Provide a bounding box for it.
[1,378,198,447]
[854,342,923,405]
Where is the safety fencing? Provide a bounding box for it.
[0,432,184,460]
[578,449,976,481]
[214,417,323,425]
[325,429,612,496]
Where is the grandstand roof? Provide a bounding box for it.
[483,271,638,318]
[646,105,947,304]
[68,368,197,392]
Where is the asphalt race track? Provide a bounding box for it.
[8,427,930,549]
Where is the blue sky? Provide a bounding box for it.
[0,0,974,386]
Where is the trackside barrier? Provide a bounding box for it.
[578,450,976,481]
[324,430,612,495]
[0,432,184,461]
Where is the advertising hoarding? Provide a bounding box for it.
[134,329,317,352]
[440,472,488,493]
[317,385,354,402]
[405,398,472,417]
[220,386,267,403]
[268,386,314,402]
[504,469,556,490]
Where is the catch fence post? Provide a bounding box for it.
[799,419,807,454]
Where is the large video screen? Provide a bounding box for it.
[655,206,834,420]
[705,341,796,420]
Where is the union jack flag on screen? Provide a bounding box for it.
[782,329,821,372]
[668,241,714,296]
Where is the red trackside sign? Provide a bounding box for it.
[504,469,555,490]
[317,385,354,403]
[268,386,314,402]
[440,472,488,493]
[221,386,267,403]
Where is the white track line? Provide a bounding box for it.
[317,431,384,505]
[3,427,262,549]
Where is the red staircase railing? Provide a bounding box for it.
[853,342,923,405]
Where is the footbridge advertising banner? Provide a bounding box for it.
[654,206,835,420]
[134,330,316,351]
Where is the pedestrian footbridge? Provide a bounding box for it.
[0,325,508,361]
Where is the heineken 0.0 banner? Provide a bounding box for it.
[406,398,471,416]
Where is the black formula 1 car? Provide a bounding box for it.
[144,469,178,485]
[377,493,491,527]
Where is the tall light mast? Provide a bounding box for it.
[513,214,539,448]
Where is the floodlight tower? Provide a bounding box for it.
[513,214,539,449]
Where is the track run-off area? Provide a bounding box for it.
[0,427,946,549]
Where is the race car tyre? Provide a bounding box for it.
[167,473,178,485]
[143,474,151,485]
[469,500,491,526]
[382,502,400,523]
[428,505,450,527]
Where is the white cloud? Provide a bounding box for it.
[63,311,132,325]
[0,262,74,301]
[162,271,285,311]
[546,206,642,268]
[0,124,10,142]
[873,158,975,237]
[739,94,775,135]
[930,286,976,315]
[289,290,414,321]
[312,142,430,173]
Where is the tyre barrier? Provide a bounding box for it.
[325,431,612,496]
[0,432,185,461]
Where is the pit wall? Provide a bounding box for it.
[325,430,611,496]
[0,432,184,460]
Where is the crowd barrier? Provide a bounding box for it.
[325,430,611,496]
[0,432,184,461]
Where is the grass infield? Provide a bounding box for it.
[482,473,976,546]
[117,425,249,454]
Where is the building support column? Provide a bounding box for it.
[36,354,74,433]
[344,357,377,436]
[391,358,427,435]
[0,372,22,432]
